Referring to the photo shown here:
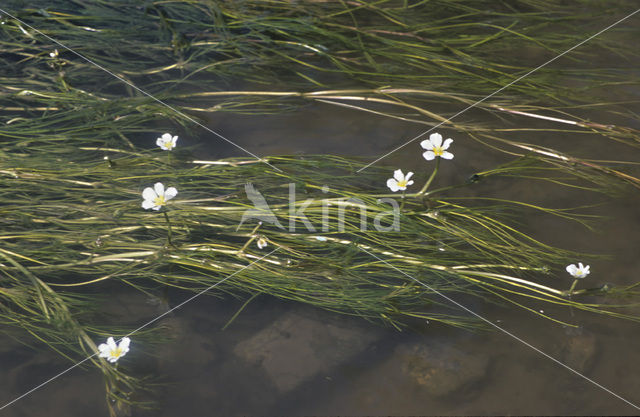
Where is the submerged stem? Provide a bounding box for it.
[568,279,580,296]
[163,212,174,248]
[418,157,441,195]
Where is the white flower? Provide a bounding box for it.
[257,237,268,249]
[421,132,454,160]
[314,236,328,241]
[156,133,178,151]
[98,337,130,363]
[386,169,414,192]
[49,49,58,58]
[566,262,590,279]
[142,182,178,210]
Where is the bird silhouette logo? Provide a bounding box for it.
[237,183,284,230]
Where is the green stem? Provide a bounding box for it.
[568,279,579,296]
[222,292,261,330]
[237,222,263,255]
[418,157,440,195]
[163,211,174,248]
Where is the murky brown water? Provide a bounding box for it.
[2,14,640,417]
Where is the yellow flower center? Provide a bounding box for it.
[153,195,166,207]
[397,179,408,188]
[111,347,122,358]
[433,146,444,156]
[166,142,174,150]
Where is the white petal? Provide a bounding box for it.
[142,187,156,201]
[106,337,117,350]
[430,132,443,147]
[422,151,436,161]
[164,187,178,200]
[171,136,178,146]
[156,137,164,147]
[420,138,434,150]
[583,265,590,272]
[441,151,454,160]
[393,169,404,182]
[142,199,155,210]
[405,172,414,181]
[154,182,165,196]
[386,178,400,192]
[151,204,162,211]
[98,343,110,354]
[162,133,173,141]
[119,337,131,351]
[566,264,577,275]
[406,180,414,186]
[442,138,453,150]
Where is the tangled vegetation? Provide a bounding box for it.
[1,0,639,414]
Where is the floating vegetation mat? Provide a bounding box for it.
[1,0,640,414]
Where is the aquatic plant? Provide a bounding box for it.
[421,133,454,161]
[141,182,179,211]
[98,337,131,364]
[566,262,591,280]
[386,169,414,192]
[1,0,639,415]
[155,133,178,151]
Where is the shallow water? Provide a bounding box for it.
[2,11,640,417]
[3,99,640,416]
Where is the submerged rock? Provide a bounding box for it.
[233,310,381,393]
[398,342,489,397]
[557,327,598,373]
